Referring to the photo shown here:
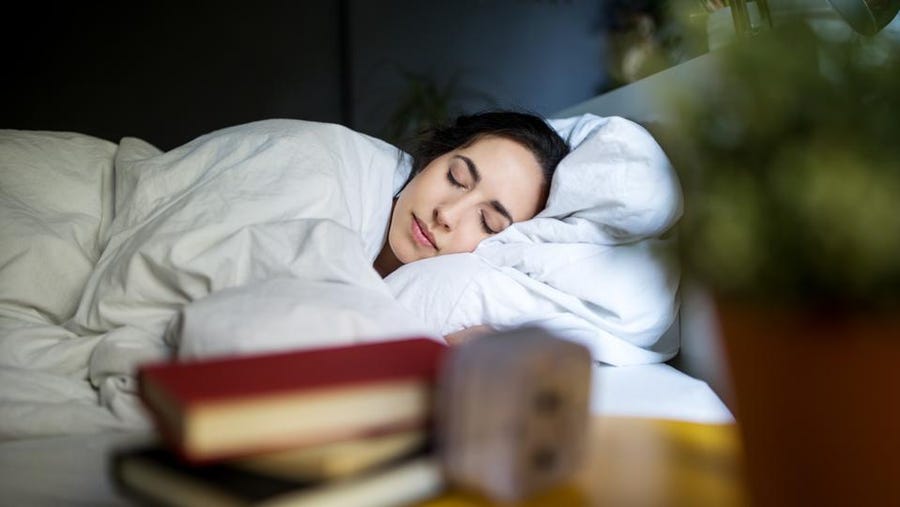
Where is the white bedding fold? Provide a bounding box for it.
[172,277,438,359]
[0,367,143,441]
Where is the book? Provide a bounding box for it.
[138,338,447,462]
[233,430,428,481]
[112,443,444,507]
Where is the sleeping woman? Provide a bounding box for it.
[375,111,569,278]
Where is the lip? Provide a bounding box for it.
[411,214,437,249]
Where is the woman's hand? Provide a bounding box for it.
[444,325,495,346]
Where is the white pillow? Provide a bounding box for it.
[0,130,118,324]
[536,114,682,243]
[385,115,683,366]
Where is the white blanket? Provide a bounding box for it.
[0,121,436,439]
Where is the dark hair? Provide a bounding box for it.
[406,111,569,189]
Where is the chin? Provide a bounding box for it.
[395,249,415,265]
[399,247,428,265]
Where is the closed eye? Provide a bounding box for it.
[447,170,465,189]
[480,211,499,235]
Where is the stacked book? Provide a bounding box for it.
[112,338,449,507]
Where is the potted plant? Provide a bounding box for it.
[662,20,900,506]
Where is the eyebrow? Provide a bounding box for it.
[452,155,513,226]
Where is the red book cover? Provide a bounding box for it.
[137,337,448,461]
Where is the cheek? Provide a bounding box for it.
[390,181,419,232]
[393,175,428,216]
[445,223,486,254]
[388,206,410,260]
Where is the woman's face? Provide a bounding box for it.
[387,135,546,265]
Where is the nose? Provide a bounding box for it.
[434,198,465,231]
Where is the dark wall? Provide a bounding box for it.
[3,1,607,151]
[4,2,342,150]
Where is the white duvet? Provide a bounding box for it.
[0,118,729,442]
[0,121,435,438]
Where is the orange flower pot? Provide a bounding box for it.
[716,301,900,506]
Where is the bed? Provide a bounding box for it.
[0,55,732,505]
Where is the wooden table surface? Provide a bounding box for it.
[421,416,748,507]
